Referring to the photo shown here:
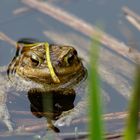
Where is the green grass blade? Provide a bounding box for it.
[123,65,140,140]
[88,34,104,140]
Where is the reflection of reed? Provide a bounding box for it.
[123,7,140,31]
[10,110,140,129]
[11,110,140,122]
[1,111,140,139]
[0,32,16,46]
[123,7,140,64]
[13,7,30,15]
[21,0,139,63]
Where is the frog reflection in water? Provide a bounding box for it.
[28,89,76,132]
[0,38,87,132]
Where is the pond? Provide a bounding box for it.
[0,0,139,139]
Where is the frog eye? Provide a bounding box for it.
[30,54,40,67]
[64,53,75,66]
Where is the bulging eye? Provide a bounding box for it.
[30,54,40,67]
[64,53,75,66]
[67,54,75,64]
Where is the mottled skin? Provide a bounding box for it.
[0,39,87,132]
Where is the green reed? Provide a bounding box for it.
[123,65,140,140]
[88,34,104,140]
[88,30,140,140]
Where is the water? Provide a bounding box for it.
[0,0,139,139]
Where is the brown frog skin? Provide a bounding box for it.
[14,42,86,88]
[0,38,87,132]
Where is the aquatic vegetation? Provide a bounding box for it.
[88,33,104,140]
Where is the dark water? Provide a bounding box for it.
[0,0,139,139]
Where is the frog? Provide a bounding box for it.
[0,38,87,132]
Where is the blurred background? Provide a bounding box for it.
[0,0,140,139]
